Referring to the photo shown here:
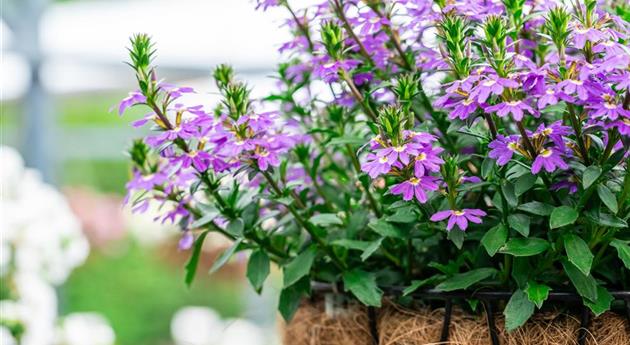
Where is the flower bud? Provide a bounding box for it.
[213,64,235,91]
[223,82,251,119]
[320,21,344,60]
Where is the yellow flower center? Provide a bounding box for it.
[507,100,522,106]
[378,156,389,164]
[453,210,465,216]
[604,102,617,110]
[569,79,583,86]
[546,89,555,95]
[482,80,496,87]
[507,142,519,151]
[393,145,407,153]
[540,148,553,157]
[416,152,427,161]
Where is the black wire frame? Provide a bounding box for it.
[311,283,630,345]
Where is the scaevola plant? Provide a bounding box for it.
[118,0,630,330]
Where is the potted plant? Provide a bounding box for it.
[117,0,630,343]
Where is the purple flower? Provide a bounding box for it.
[255,0,279,11]
[556,79,589,101]
[533,121,571,148]
[178,232,194,250]
[355,11,390,35]
[485,100,537,121]
[178,150,213,172]
[573,26,606,49]
[313,58,360,83]
[413,147,444,177]
[118,91,146,115]
[488,135,521,166]
[430,209,487,231]
[376,143,420,165]
[127,171,168,191]
[551,175,579,194]
[449,98,478,120]
[470,77,518,103]
[588,95,630,121]
[538,89,559,109]
[389,176,439,203]
[255,150,281,171]
[531,148,569,174]
[361,153,392,178]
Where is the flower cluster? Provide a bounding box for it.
[117,0,630,331]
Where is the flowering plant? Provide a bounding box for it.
[119,0,630,330]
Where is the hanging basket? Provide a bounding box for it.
[282,284,630,345]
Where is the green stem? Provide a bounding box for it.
[567,103,590,165]
[346,144,382,217]
[260,170,347,270]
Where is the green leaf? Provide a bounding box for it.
[342,269,383,307]
[278,278,310,322]
[327,135,365,146]
[563,234,593,276]
[518,201,553,216]
[435,268,497,291]
[189,208,220,229]
[209,239,243,274]
[587,212,627,228]
[386,208,418,223]
[447,228,465,249]
[403,277,441,296]
[226,218,244,237]
[309,213,343,226]
[610,239,630,270]
[502,182,518,208]
[283,246,317,288]
[549,206,578,229]
[562,259,597,301]
[584,286,613,316]
[500,238,549,257]
[184,231,208,287]
[481,157,495,179]
[504,290,535,331]
[597,185,618,213]
[525,281,551,309]
[332,239,371,251]
[582,165,601,189]
[361,238,384,261]
[481,224,508,257]
[368,219,405,239]
[247,250,270,293]
[515,174,537,196]
[508,214,530,237]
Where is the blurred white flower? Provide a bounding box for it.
[0,326,17,345]
[123,201,178,246]
[219,319,265,345]
[55,313,115,345]
[0,146,89,284]
[0,273,58,345]
[0,146,113,345]
[170,306,267,345]
[171,306,224,345]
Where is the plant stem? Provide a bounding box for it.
[332,0,376,67]
[260,170,347,270]
[340,69,379,122]
[566,103,590,165]
[284,2,314,52]
[346,144,382,217]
